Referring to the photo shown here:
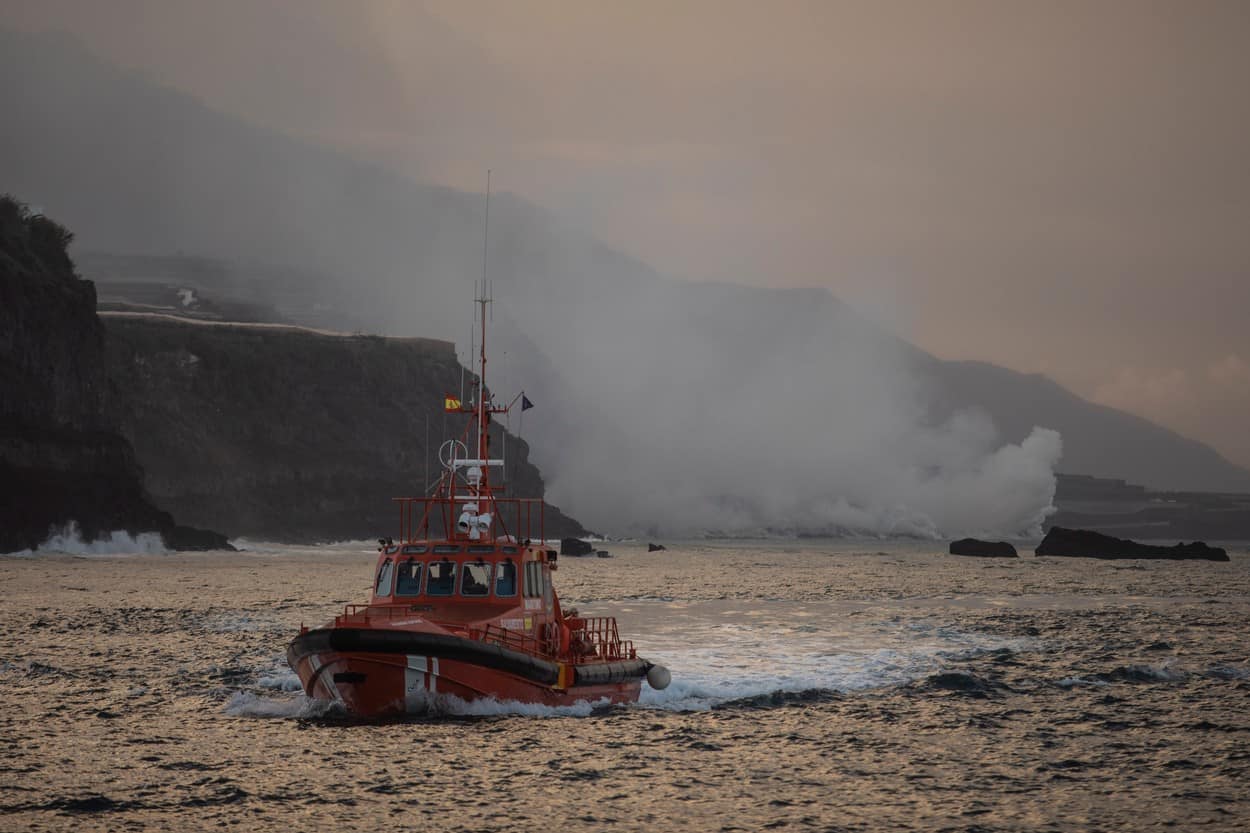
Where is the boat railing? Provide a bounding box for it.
[393,496,547,546]
[334,603,429,627]
[569,616,637,661]
[329,607,637,662]
[473,623,552,658]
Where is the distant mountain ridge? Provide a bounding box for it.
[4,28,1249,535]
[917,358,1250,493]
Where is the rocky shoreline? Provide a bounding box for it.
[0,196,230,553]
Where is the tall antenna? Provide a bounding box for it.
[476,172,492,471]
[460,318,469,406]
[482,169,491,293]
[464,166,490,415]
[469,282,477,402]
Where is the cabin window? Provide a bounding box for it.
[467,545,494,554]
[426,559,457,596]
[523,561,543,598]
[433,544,460,554]
[374,559,394,596]
[394,560,423,596]
[461,561,491,597]
[495,559,517,597]
[402,545,427,555]
[502,546,518,554]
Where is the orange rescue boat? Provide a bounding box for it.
[288,286,670,716]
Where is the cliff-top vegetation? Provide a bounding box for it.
[0,194,78,282]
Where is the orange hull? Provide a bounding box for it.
[288,626,646,717]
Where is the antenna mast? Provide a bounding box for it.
[477,172,492,472]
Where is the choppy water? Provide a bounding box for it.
[2,540,1249,831]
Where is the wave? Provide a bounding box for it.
[9,521,167,556]
[1205,664,1250,681]
[224,687,607,720]
[227,620,1034,719]
[227,538,377,555]
[1096,664,1188,684]
[224,691,336,718]
[636,622,1032,711]
[408,691,607,718]
[1055,676,1110,688]
[256,671,303,692]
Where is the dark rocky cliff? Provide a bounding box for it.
[101,315,586,542]
[0,196,228,552]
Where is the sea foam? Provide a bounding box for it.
[11,521,167,556]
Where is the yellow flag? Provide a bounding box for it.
[444,396,461,412]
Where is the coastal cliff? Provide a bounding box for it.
[0,196,228,552]
[101,314,586,542]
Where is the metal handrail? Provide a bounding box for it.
[334,603,430,627]
[472,623,553,658]
[567,616,636,660]
[331,607,637,662]
[393,496,547,545]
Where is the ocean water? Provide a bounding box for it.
[2,540,1248,831]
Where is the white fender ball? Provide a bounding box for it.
[646,664,671,690]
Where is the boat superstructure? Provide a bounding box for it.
[288,281,669,716]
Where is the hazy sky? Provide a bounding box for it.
[7,0,1250,469]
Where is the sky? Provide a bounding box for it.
[6,0,1250,470]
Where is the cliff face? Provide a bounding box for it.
[101,315,585,542]
[0,196,228,552]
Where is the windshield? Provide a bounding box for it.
[426,560,456,596]
[461,561,491,597]
[374,559,394,596]
[394,560,422,596]
[495,560,517,597]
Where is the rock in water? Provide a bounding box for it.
[949,538,1018,558]
[163,525,233,551]
[560,537,593,557]
[1035,527,1228,561]
[648,543,667,552]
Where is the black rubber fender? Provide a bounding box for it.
[288,627,560,686]
[572,658,651,686]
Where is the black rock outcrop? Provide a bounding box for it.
[949,538,1018,558]
[0,196,230,553]
[1035,527,1228,562]
[560,538,593,557]
[648,543,667,552]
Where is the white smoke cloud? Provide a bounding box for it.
[489,266,1063,539]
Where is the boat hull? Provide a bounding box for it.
[288,627,646,716]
